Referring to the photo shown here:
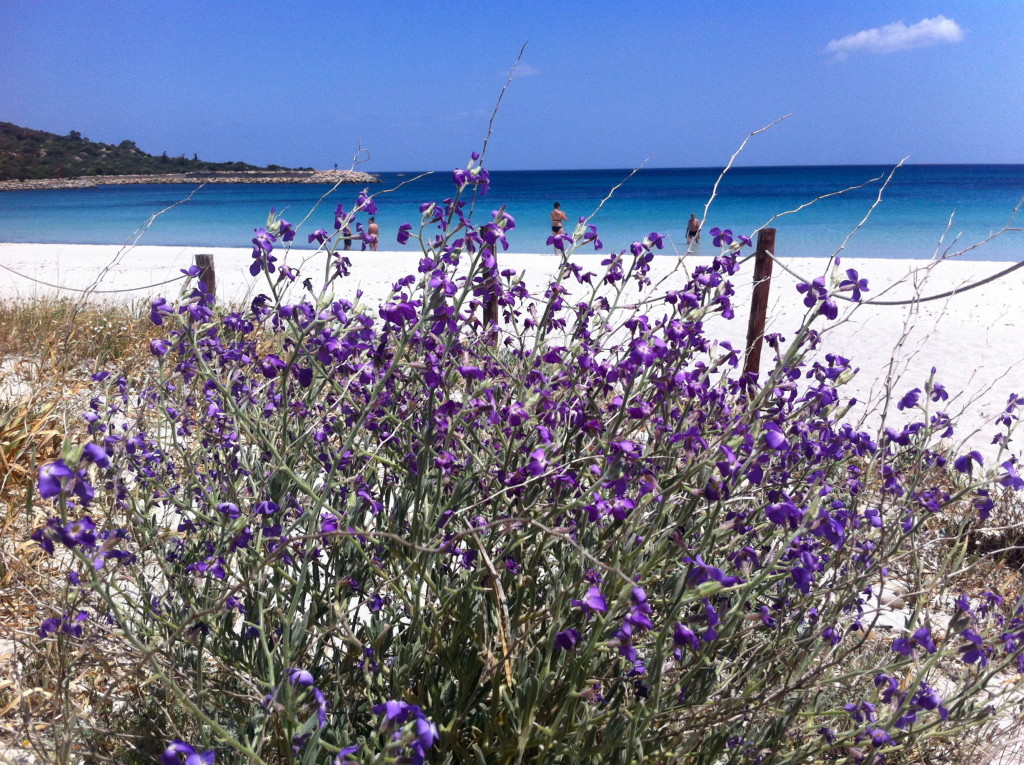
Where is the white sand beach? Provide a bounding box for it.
[1,241,1021,458]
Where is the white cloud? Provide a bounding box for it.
[825,15,964,60]
[513,63,541,77]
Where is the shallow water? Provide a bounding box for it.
[1,165,1022,261]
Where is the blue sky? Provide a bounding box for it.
[2,1,1022,171]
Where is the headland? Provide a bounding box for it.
[0,169,380,192]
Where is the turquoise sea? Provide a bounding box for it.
[1,165,1022,261]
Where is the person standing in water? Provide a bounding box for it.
[687,213,701,245]
[550,202,568,252]
[550,202,567,236]
[367,217,380,251]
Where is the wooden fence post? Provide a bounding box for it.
[482,246,499,328]
[484,280,499,327]
[195,253,216,302]
[742,228,776,378]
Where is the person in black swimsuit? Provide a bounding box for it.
[687,213,701,245]
[551,202,567,234]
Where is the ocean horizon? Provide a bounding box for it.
[1,164,1022,261]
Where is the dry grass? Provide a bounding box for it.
[0,297,154,382]
[0,297,157,762]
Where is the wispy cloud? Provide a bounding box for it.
[825,15,964,61]
[513,63,541,77]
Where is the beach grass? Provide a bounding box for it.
[0,297,154,377]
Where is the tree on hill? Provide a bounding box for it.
[0,121,310,181]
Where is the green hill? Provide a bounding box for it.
[0,122,310,181]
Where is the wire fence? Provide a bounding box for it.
[859,258,1024,307]
[0,242,1020,308]
[0,261,187,295]
[758,250,1024,309]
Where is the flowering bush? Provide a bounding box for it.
[29,153,1024,763]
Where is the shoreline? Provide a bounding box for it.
[1,242,1021,455]
[0,169,380,192]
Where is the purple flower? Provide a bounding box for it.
[254,500,280,515]
[999,460,1024,491]
[790,566,814,593]
[150,339,171,357]
[150,297,174,326]
[673,622,699,650]
[796,276,838,319]
[737,234,752,247]
[572,585,608,616]
[845,700,877,724]
[397,223,413,244]
[373,700,439,762]
[415,716,440,751]
[472,167,491,194]
[308,229,330,245]
[333,746,360,765]
[356,189,378,215]
[482,210,516,251]
[482,224,509,251]
[252,228,276,255]
[38,460,74,498]
[333,203,348,230]
[525,448,547,477]
[555,628,581,652]
[379,301,419,327]
[972,489,993,521]
[375,699,411,723]
[867,727,894,748]
[38,616,60,637]
[626,587,654,631]
[38,610,88,638]
[897,388,921,411]
[288,667,315,687]
[839,268,869,302]
[709,227,733,247]
[959,628,988,665]
[763,422,789,450]
[61,516,97,547]
[892,626,936,656]
[684,555,743,587]
[765,501,803,528]
[82,442,109,468]
[914,685,949,719]
[546,232,573,252]
[278,218,295,242]
[216,502,240,518]
[954,450,983,476]
[160,739,215,765]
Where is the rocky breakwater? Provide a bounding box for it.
[0,169,380,191]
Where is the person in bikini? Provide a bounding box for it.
[551,202,567,235]
[687,213,701,245]
[550,202,568,252]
